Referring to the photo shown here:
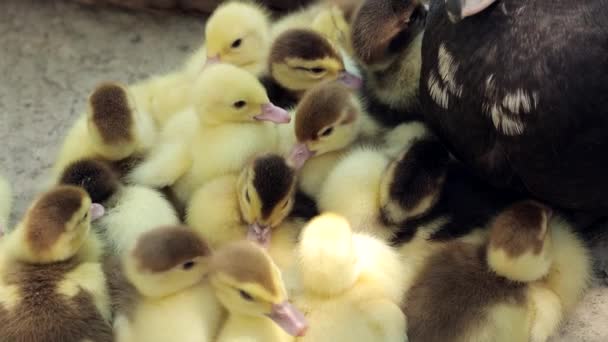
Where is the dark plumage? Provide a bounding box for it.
[252,155,295,218]
[89,83,133,144]
[419,0,608,213]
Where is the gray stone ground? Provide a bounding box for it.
[0,0,606,340]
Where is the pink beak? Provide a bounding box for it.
[338,70,363,89]
[287,143,315,170]
[255,103,291,124]
[204,55,221,69]
[247,222,272,248]
[90,203,105,221]
[266,301,308,337]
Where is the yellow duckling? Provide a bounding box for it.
[59,158,180,256]
[262,29,362,108]
[128,63,290,203]
[113,225,223,342]
[293,213,406,342]
[0,185,112,341]
[51,82,157,183]
[210,240,308,341]
[186,1,272,76]
[404,201,592,342]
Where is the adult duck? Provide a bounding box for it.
[418,0,608,213]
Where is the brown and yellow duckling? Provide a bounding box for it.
[0,185,111,341]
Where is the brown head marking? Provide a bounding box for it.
[89,83,133,144]
[25,186,86,254]
[133,226,211,273]
[352,0,425,65]
[212,241,278,296]
[252,155,295,219]
[59,158,120,204]
[295,81,354,142]
[489,201,551,257]
[270,29,341,66]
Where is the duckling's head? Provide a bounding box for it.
[445,0,497,23]
[59,158,120,204]
[352,0,426,67]
[124,225,212,298]
[298,213,359,295]
[86,82,139,160]
[204,2,271,71]
[487,201,553,283]
[237,154,296,247]
[379,138,449,226]
[8,185,104,264]
[287,81,363,169]
[193,64,290,124]
[210,241,308,336]
[269,29,362,92]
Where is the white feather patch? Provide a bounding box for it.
[427,71,450,109]
[437,44,463,98]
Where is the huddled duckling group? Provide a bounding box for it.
[0,1,595,341]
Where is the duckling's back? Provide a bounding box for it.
[0,258,112,342]
[403,242,531,342]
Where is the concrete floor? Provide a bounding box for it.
[0,0,606,340]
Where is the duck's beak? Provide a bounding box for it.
[267,301,308,337]
[445,0,497,23]
[89,203,105,221]
[338,70,363,89]
[255,103,291,124]
[204,55,221,68]
[287,143,315,170]
[247,222,272,248]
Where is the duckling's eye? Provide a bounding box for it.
[245,189,251,203]
[231,38,242,48]
[234,100,247,109]
[239,289,254,301]
[182,261,195,270]
[319,127,334,137]
[310,67,326,74]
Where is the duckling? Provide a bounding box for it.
[0,174,12,234]
[187,153,297,249]
[185,1,272,76]
[403,201,592,342]
[128,63,290,203]
[59,158,180,256]
[284,80,382,198]
[51,82,157,183]
[0,185,112,341]
[114,225,223,342]
[317,121,431,238]
[210,240,308,341]
[351,0,428,126]
[293,213,406,342]
[261,29,362,108]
